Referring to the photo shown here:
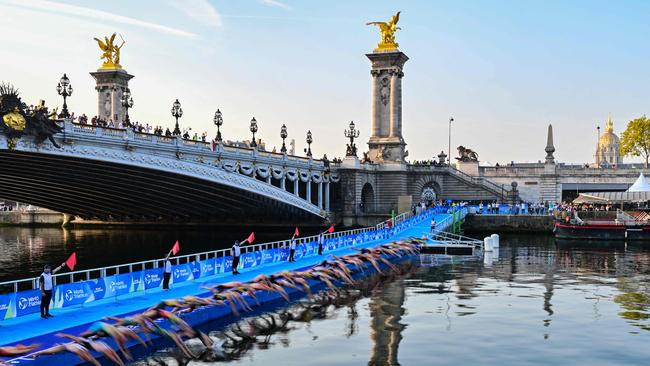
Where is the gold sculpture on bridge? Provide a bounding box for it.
[93,33,125,70]
[366,11,401,52]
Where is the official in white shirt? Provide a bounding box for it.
[317,232,324,255]
[162,255,173,290]
[40,262,65,319]
[288,237,297,262]
[231,241,241,275]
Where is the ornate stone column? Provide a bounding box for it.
[294,179,299,196]
[371,70,381,137]
[306,179,312,204]
[317,181,323,209]
[90,69,133,123]
[281,176,286,190]
[389,69,398,138]
[325,182,330,211]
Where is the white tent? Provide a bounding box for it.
[627,173,650,192]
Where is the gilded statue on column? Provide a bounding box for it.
[93,33,125,70]
[366,11,401,52]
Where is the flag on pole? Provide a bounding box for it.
[171,240,180,255]
[294,227,299,237]
[246,232,255,244]
[327,225,335,233]
[65,252,77,271]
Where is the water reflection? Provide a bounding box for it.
[35,233,650,365]
[0,226,304,282]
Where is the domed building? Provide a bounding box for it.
[594,113,623,168]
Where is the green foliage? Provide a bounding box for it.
[620,115,650,167]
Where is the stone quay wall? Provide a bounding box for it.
[0,210,64,226]
[463,214,554,233]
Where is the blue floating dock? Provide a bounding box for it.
[0,213,449,365]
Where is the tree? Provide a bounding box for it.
[620,115,650,168]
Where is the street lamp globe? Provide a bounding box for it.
[56,73,73,118]
[213,109,223,142]
[280,124,288,153]
[305,130,313,157]
[249,117,258,147]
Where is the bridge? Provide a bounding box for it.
[0,30,515,226]
[0,120,338,223]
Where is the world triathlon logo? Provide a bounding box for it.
[65,290,74,302]
[18,297,28,310]
[144,274,152,285]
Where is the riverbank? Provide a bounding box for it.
[463,214,554,233]
[0,210,64,227]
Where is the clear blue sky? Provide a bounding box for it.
[1,0,649,164]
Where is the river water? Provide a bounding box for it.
[0,226,311,282]
[125,232,650,366]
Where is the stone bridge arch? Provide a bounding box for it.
[412,176,442,204]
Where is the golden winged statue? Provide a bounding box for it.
[366,11,401,51]
[93,33,125,69]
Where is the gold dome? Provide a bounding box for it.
[598,113,619,147]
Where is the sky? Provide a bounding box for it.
[1,0,649,164]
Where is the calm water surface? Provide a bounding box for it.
[0,226,309,282]
[129,233,650,366]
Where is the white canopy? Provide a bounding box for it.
[627,173,650,192]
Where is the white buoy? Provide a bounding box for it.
[490,233,500,248]
[484,236,493,252]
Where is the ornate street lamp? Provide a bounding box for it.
[596,125,601,167]
[249,117,258,148]
[55,73,73,118]
[280,124,288,153]
[121,88,134,126]
[344,120,360,157]
[213,109,223,142]
[448,117,454,163]
[305,130,313,157]
[171,99,183,136]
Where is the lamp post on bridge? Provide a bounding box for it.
[596,125,601,167]
[448,116,454,164]
[344,121,360,157]
[213,109,223,142]
[249,117,258,148]
[121,88,133,127]
[171,99,183,136]
[55,73,73,118]
[280,124,288,153]
[305,130,313,157]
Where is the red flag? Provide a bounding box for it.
[171,240,180,255]
[246,232,255,244]
[327,225,335,233]
[65,252,77,271]
[294,227,299,237]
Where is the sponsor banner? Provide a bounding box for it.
[189,262,201,280]
[279,247,290,261]
[241,252,258,269]
[214,257,226,274]
[254,251,262,266]
[87,278,106,301]
[143,268,164,290]
[15,289,41,317]
[131,271,144,292]
[105,273,132,297]
[56,282,93,308]
[223,256,233,273]
[294,245,305,260]
[325,240,336,251]
[0,293,13,320]
[172,264,193,284]
[303,242,315,256]
[199,259,215,277]
[260,249,276,265]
